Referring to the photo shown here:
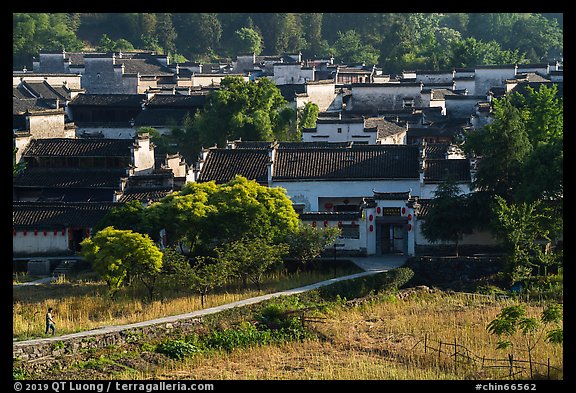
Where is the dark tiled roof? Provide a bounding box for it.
[117,57,174,76]
[68,94,146,107]
[273,145,420,180]
[13,87,35,99]
[373,191,411,200]
[299,212,361,221]
[13,201,117,229]
[146,94,207,108]
[424,143,449,159]
[133,108,195,127]
[22,138,133,157]
[233,141,275,149]
[198,149,270,184]
[117,188,173,203]
[278,141,352,149]
[276,84,307,100]
[363,117,406,138]
[35,188,116,202]
[415,199,432,218]
[407,127,455,138]
[13,168,126,189]
[20,81,68,100]
[424,159,470,183]
[13,97,55,114]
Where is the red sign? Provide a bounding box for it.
[369,224,374,232]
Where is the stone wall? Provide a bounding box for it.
[13,318,203,375]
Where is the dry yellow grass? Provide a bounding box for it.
[13,268,357,340]
[113,291,563,380]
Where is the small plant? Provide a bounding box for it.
[52,340,65,350]
[156,339,199,360]
[13,367,28,380]
[140,342,157,352]
[487,303,563,378]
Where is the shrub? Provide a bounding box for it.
[156,339,200,360]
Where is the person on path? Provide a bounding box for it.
[45,307,56,335]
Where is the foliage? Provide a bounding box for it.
[286,223,341,266]
[14,13,562,72]
[191,76,295,148]
[232,27,263,55]
[216,237,288,291]
[185,257,230,308]
[156,339,199,360]
[80,227,163,299]
[491,196,559,284]
[97,34,134,52]
[297,102,320,132]
[486,303,563,375]
[421,180,475,256]
[94,200,150,235]
[13,148,26,177]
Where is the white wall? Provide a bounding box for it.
[474,66,517,96]
[350,83,423,112]
[131,134,155,175]
[13,230,69,255]
[274,179,420,212]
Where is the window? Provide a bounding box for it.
[403,98,414,108]
[337,127,342,133]
[339,224,360,239]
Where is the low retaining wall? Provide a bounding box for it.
[404,255,505,290]
[13,318,203,375]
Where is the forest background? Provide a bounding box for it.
[13,13,563,73]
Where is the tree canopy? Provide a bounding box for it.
[13,13,563,70]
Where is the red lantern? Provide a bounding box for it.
[369,214,373,222]
[408,224,412,231]
[407,213,412,221]
[23,230,27,236]
[338,221,343,228]
[13,229,16,236]
[377,207,381,214]
[61,228,66,235]
[43,230,47,236]
[54,229,58,236]
[401,207,406,215]
[34,229,38,236]
[323,220,328,227]
[369,224,374,232]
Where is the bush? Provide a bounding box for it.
[156,339,200,360]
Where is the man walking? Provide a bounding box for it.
[45,307,56,336]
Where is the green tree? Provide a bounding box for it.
[13,148,26,177]
[94,200,150,235]
[191,76,293,147]
[217,237,288,291]
[187,257,230,308]
[80,227,163,299]
[421,180,475,256]
[297,102,319,132]
[487,303,563,378]
[465,97,532,201]
[286,223,341,267]
[491,196,558,283]
[155,13,177,54]
[449,37,527,68]
[333,30,379,65]
[232,27,263,55]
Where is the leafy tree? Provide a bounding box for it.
[232,27,263,55]
[145,181,218,255]
[491,196,558,283]
[187,257,230,308]
[449,37,527,68]
[191,76,293,147]
[297,102,319,132]
[487,303,563,378]
[80,227,163,299]
[94,200,151,235]
[155,13,177,54]
[286,223,341,267]
[173,13,222,58]
[333,30,379,65]
[203,176,300,248]
[421,180,475,256]
[464,97,533,201]
[217,237,288,291]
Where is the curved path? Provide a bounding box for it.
[13,256,406,347]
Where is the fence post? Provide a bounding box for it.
[424,334,427,354]
[438,341,442,364]
[454,337,457,374]
[508,354,514,380]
